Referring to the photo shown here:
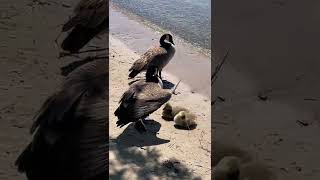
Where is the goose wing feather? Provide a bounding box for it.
[16,59,108,179]
[129,46,168,72]
[122,82,171,119]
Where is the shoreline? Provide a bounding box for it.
[110,2,211,58]
[110,6,211,97]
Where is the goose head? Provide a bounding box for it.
[160,34,175,48]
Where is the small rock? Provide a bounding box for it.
[62,3,71,8]
[217,96,225,102]
[258,94,268,101]
[13,124,24,128]
[295,166,302,172]
[297,120,309,127]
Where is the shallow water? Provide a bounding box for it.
[110,0,211,51]
[110,7,211,97]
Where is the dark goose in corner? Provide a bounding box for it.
[15,59,108,180]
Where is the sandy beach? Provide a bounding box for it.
[0,0,106,179]
[108,4,212,179]
[109,35,211,179]
[213,0,320,179]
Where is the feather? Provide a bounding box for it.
[115,80,171,128]
[15,58,108,180]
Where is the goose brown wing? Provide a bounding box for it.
[30,58,107,140]
[127,83,172,119]
[70,88,108,180]
[17,59,108,180]
[63,0,108,32]
[129,46,168,72]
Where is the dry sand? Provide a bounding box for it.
[213,0,320,179]
[108,36,211,179]
[0,0,105,179]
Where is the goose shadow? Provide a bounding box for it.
[114,120,170,148]
[109,120,202,180]
[174,124,197,130]
[162,80,175,89]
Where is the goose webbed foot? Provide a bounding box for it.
[134,119,147,133]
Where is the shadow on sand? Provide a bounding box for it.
[109,120,201,180]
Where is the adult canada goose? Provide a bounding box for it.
[58,0,108,53]
[213,156,240,180]
[115,66,177,132]
[128,34,175,79]
[15,58,108,180]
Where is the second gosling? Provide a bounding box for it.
[213,156,240,180]
[162,103,189,120]
[173,111,197,130]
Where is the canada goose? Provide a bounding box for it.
[213,156,240,180]
[15,58,108,180]
[128,34,175,79]
[162,103,189,120]
[58,0,108,53]
[115,66,177,132]
[173,111,197,129]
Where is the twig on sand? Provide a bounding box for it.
[211,48,230,86]
[172,80,181,95]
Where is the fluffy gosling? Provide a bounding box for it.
[173,111,197,130]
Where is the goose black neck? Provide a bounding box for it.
[146,75,158,83]
[146,66,159,83]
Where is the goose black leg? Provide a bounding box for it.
[159,70,162,80]
[134,119,147,133]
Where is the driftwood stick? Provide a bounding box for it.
[172,80,181,95]
[211,48,230,86]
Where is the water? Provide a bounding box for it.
[110,0,211,51]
